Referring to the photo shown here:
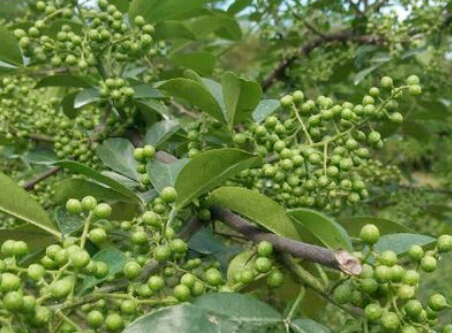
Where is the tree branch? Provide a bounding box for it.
[262,31,384,91]
[211,206,361,273]
[23,166,61,190]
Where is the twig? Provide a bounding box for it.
[262,31,384,91]
[211,206,348,271]
[23,166,61,190]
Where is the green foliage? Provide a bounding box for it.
[1,0,452,332]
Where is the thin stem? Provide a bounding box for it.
[292,105,313,144]
[80,212,93,249]
[285,287,305,321]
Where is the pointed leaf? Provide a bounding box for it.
[133,85,164,99]
[158,78,225,122]
[53,161,142,205]
[207,187,300,240]
[35,74,91,88]
[221,72,262,126]
[252,99,280,123]
[375,233,436,256]
[61,91,79,119]
[74,88,101,108]
[82,248,127,292]
[53,206,84,236]
[288,209,352,251]
[0,172,60,238]
[153,21,196,40]
[96,138,140,181]
[171,52,216,76]
[338,216,414,237]
[0,25,23,66]
[144,120,181,147]
[147,158,189,193]
[175,149,260,209]
[290,319,332,333]
[192,293,282,321]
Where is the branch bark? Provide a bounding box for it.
[22,166,61,190]
[211,206,361,273]
[262,31,384,91]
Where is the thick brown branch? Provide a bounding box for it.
[262,31,384,91]
[23,166,61,190]
[211,206,345,270]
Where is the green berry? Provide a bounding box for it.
[81,196,97,211]
[420,255,437,272]
[66,198,82,214]
[70,251,90,268]
[51,277,73,299]
[160,187,177,203]
[173,284,190,301]
[402,270,420,286]
[377,250,397,266]
[437,235,452,252]
[143,145,155,158]
[205,268,222,286]
[153,245,171,262]
[257,241,273,257]
[28,264,46,281]
[408,244,424,261]
[333,282,353,304]
[142,211,161,227]
[255,257,272,273]
[397,285,415,300]
[148,275,165,291]
[170,239,188,254]
[380,76,393,88]
[124,261,142,280]
[404,300,423,319]
[380,312,400,331]
[120,300,137,315]
[364,303,382,321]
[292,90,304,103]
[89,228,107,244]
[105,313,124,331]
[0,273,21,292]
[180,273,196,288]
[408,84,422,96]
[93,203,112,219]
[360,278,378,294]
[134,148,144,161]
[13,241,28,257]
[1,240,15,257]
[406,75,420,85]
[280,95,293,108]
[267,269,284,288]
[368,131,381,144]
[359,224,380,244]
[429,294,448,311]
[374,265,391,283]
[3,291,23,312]
[87,310,104,328]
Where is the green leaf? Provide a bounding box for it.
[290,319,332,333]
[288,209,352,251]
[353,64,380,85]
[171,52,216,76]
[175,149,261,209]
[213,13,243,40]
[146,158,189,193]
[0,25,23,66]
[375,233,436,256]
[125,294,283,333]
[82,248,127,292]
[207,187,300,240]
[0,224,56,250]
[158,78,225,122]
[35,74,92,88]
[143,120,181,147]
[128,0,213,23]
[188,13,242,40]
[53,206,83,236]
[226,249,254,284]
[192,293,282,321]
[338,216,414,237]
[53,161,142,205]
[101,171,140,188]
[74,88,101,108]
[0,171,60,238]
[96,138,140,181]
[61,92,79,119]
[133,85,164,99]
[135,100,171,120]
[23,149,58,165]
[252,99,280,123]
[52,178,137,205]
[228,0,253,14]
[153,21,196,40]
[221,72,262,126]
[0,59,19,72]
